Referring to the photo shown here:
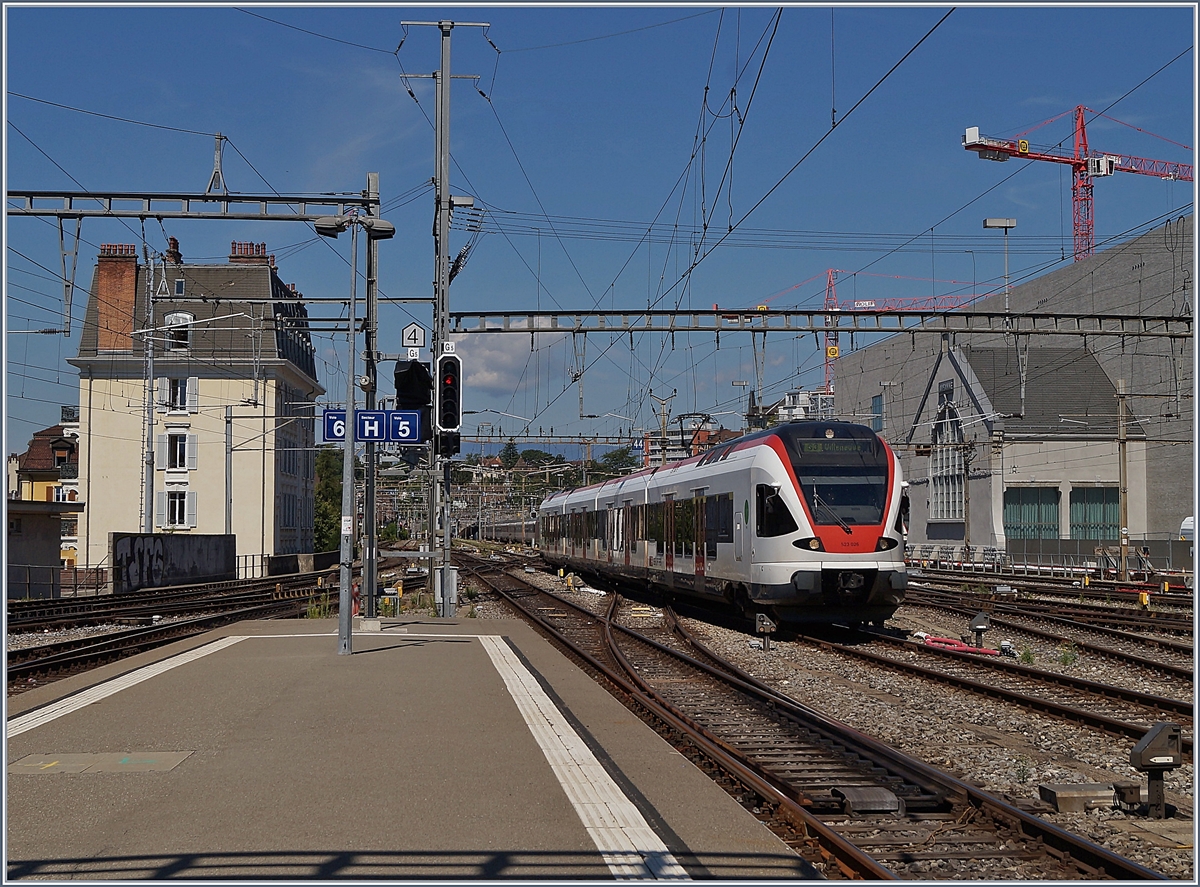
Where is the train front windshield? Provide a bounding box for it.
[778,425,890,527]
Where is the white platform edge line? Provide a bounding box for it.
[477,635,690,881]
[7,636,247,738]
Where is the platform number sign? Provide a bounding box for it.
[323,410,346,442]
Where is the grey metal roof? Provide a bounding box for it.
[74,261,319,387]
[961,345,1144,438]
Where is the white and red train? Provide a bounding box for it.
[537,421,909,625]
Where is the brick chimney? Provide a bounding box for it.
[229,241,275,269]
[96,244,138,351]
[165,236,183,265]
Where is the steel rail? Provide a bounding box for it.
[663,611,1169,881]
[464,563,894,880]
[6,600,308,686]
[899,598,1193,681]
[798,634,1192,754]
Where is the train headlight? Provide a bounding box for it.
[876,536,899,551]
[792,537,825,552]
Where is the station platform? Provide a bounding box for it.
[6,618,815,880]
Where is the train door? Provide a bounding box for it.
[623,502,632,567]
[694,494,706,580]
[664,496,675,572]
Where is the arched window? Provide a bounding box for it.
[929,398,965,521]
[164,311,194,350]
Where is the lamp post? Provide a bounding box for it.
[983,218,1017,317]
[316,212,395,655]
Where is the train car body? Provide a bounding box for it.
[538,421,909,625]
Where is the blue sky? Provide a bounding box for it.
[5,4,1195,457]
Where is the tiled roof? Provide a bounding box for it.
[16,424,77,471]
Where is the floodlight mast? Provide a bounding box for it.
[315,208,394,655]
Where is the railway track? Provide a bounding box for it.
[6,576,330,694]
[6,573,334,632]
[899,594,1193,682]
[459,557,1164,880]
[910,567,1193,602]
[798,629,1193,755]
[906,584,1194,638]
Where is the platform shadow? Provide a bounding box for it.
[7,848,817,880]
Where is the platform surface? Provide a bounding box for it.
[6,618,814,880]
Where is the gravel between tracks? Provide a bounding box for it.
[468,567,1195,880]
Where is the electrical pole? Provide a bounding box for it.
[434,21,454,617]
[142,250,156,533]
[338,221,359,655]
[1117,379,1129,582]
[364,172,380,618]
[402,18,488,617]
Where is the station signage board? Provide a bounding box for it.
[322,409,423,443]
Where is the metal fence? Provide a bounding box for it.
[908,537,1193,580]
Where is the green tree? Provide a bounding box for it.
[519,448,554,466]
[314,445,343,553]
[599,446,639,474]
[500,439,520,469]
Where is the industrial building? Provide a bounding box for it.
[833,215,1192,558]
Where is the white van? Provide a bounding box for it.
[1181,516,1194,541]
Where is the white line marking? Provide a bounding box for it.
[7,636,246,738]
[478,635,690,881]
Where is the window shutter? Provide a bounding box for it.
[186,434,198,470]
[187,377,199,412]
[156,377,168,412]
[155,491,166,527]
[156,435,168,470]
[186,491,198,528]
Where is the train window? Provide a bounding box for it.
[674,498,695,558]
[704,493,734,555]
[756,485,799,537]
[645,502,662,556]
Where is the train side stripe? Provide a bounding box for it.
[478,634,691,880]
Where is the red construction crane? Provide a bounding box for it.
[822,269,976,394]
[964,105,1193,261]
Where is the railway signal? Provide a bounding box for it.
[393,359,432,443]
[435,353,462,432]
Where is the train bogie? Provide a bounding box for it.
[537,421,908,626]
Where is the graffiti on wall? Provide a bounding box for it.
[111,533,236,594]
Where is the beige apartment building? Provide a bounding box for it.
[68,239,323,569]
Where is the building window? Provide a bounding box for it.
[1004,487,1060,540]
[158,432,197,471]
[174,278,186,297]
[1069,487,1119,541]
[169,378,188,410]
[929,400,964,521]
[164,311,193,350]
[53,486,71,502]
[61,518,78,538]
[9,517,21,535]
[156,490,196,528]
[870,394,883,432]
[167,433,187,469]
[167,491,187,526]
